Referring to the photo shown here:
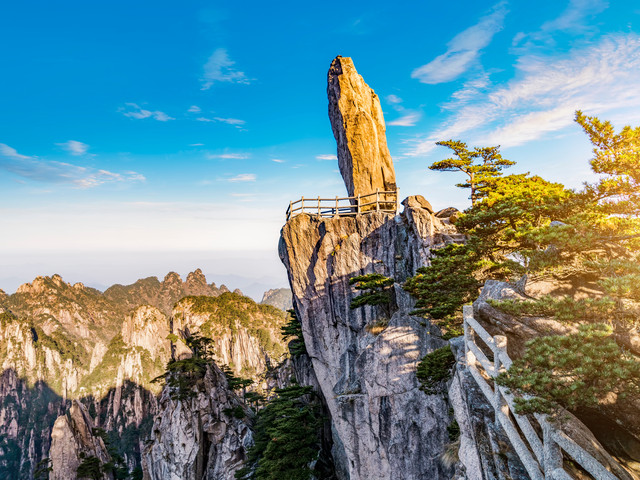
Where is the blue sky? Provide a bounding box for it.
[1,0,639,297]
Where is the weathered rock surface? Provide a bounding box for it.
[143,364,252,480]
[473,280,640,478]
[328,56,396,199]
[50,401,113,480]
[260,288,293,311]
[279,205,460,480]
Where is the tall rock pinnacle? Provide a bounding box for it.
[328,56,397,198]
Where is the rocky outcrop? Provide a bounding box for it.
[49,401,113,480]
[171,293,288,380]
[143,364,252,480]
[279,204,459,480]
[328,56,396,199]
[473,280,640,478]
[260,288,293,311]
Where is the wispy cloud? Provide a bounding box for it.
[120,103,174,121]
[187,105,201,113]
[56,140,89,156]
[406,34,640,156]
[201,48,250,90]
[0,143,145,188]
[228,173,256,182]
[197,116,246,126]
[189,143,204,147]
[514,0,609,49]
[316,154,337,161]
[389,112,422,127]
[412,2,508,84]
[208,153,250,160]
[271,158,285,163]
[386,94,403,104]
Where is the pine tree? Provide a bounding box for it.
[430,140,515,205]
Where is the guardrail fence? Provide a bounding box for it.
[286,188,399,221]
[462,305,617,480]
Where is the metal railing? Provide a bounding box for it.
[462,305,617,480]
[286,188,399,221]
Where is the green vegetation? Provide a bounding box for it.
[235,385,323,480]
[429,140,515,205]
[416,346,456,395]
[221,364,253,391]
[349,274,395,317]
[408,111,640,414]
[497,324,640,414]
[77,454,102,480]
[176,293,287,361]
[153,332,215,401]
[281,309,306,357]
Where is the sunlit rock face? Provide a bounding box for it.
[279,204,459,480]
[143,364,252,480]
[50,401,113,480]
[327,56,397,199]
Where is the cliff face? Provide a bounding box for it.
[143,364,252,480]
[0,271,285,478]
[49,401,113,480]
[279,203,461,480]
[327,56,396,199]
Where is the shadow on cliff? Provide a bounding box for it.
[0,368,155,479]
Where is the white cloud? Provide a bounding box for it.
[201,48,250,90]
[121,103,174,121]
[228,173,256,182]
[513,0,609,49]
[406,34,640,156]
[386,94,403,104]
[412,2,508,84]
[0,143,145,188]
[196,116,245,126]
[316,154,337,161]
[187,105,201,113]
[56,140,89,156]
[208,153,249,160]
[271,159,285,163]
[389,111,422,127]
[189,143,204,147]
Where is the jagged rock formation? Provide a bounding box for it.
[50,401,113,480]
[279,203,461,480]
[328,56,396,199]
[260,288,293,311]
[0,271,286,479]
[104,268,222,316]
[172,294,288,379]
[143,364,252,480]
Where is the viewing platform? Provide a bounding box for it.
[286,189,400,221]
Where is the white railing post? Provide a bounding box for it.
[288,201,292,221]
[543,421,563,476]
[494,335,508,428]
[317,196,321,216]
[357,194,361,215]
[463,305,477,376]
[376,188,380,212]
[301,196,305,214]
[335,196,338,217]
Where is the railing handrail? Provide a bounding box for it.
[462,305,617,480]
[286,188,400,221]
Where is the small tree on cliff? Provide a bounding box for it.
[430,140,515,205]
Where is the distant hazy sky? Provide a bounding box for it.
[1,0,639,293]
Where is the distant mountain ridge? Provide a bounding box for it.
[0,269,288,479]
[260,287,293,311]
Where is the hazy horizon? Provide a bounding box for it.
[2,0,639,291]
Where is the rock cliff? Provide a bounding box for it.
[328,56,397,199]
[142,364,252,480]
[279,203,460,480]
[50,401,113,480]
